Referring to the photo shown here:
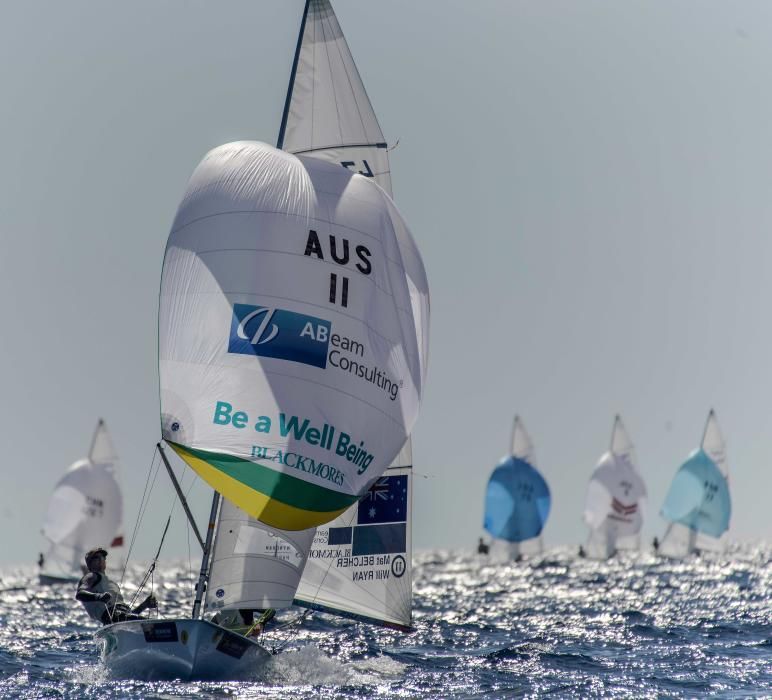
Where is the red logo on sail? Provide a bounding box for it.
[611,498,637,519]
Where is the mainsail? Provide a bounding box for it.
[583,416,647,559]
[483,417,550,559]
[294,445,412,630]
[277,0,392,196]
[41,419,124,581]
[660,410,731,556]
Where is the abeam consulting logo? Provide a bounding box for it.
[228,303,331,369]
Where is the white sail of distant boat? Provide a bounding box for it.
[659,410,731,558]
[582,415,647,559]
[96,0,429,681]
[483,417,550,561]
[40,419,124,584]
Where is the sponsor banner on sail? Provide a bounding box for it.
[294,466,412,630]
[159,142,429,530]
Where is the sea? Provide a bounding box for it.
[1,545,770,699]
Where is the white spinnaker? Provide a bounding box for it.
[41,421,123,579]
[159,142,429,530]
[278,0,392,196]
[583,416,647,558]
[660,410,729,556]
[204,498,316,611]
[294,456,413,630]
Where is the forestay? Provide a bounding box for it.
[294,442,413,630]
[159,141,429,532]
[41,420,124,579]
[278,0,392,196]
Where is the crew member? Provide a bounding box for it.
[75,547,157,625]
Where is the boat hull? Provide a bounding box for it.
[95,618,271,681]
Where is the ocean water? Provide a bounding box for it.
[1,545,770,698]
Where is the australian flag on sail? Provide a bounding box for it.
[357,475,408,524]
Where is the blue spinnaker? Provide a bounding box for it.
[660,449,731,538]
[484,456,551,542]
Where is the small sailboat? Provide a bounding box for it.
[39,419,124,585]
[582,415,647,559]
[658,410,731,557]
[96,0,429,680]
[483,416,551,560]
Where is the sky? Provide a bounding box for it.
[2,0,772,566]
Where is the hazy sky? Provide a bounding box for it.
[3,1,772,566]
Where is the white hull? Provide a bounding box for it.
[95,618,271,681]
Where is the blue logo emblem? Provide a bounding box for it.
[228,303,331,369]
[216,588,225,598]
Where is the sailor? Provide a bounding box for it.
[211,608,276,637]
[578,545,586,558]
[477,538,489,555]
[37,553,44,568]
[74,547,158,625]
[652,537,659,552]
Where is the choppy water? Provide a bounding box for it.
[1,545,771,698]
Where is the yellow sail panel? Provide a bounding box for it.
[170,443,352,531]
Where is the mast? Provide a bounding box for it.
[192,492,221,619]
[277,0,311,149]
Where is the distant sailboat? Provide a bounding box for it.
[583,415,647,559]
[659,410,731,557]
[96,0,429,680]
[483,416,551,560]
[40,419,124,585]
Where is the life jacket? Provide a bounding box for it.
[78,572,123,623]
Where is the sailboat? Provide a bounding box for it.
[658,410,731,558]
[95,0,429,681]
[582,415,647,559]
[39,419,124,585]
[482,416,550,561]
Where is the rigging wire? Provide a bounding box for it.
[121,445,160,587]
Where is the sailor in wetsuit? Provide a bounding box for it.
[75,547,158,625]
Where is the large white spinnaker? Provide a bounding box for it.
[277,0,393,196]
[294,443,413,630]
[659,410,731,557]
[583,416,647,559]
[41,419,124,582]
[160,141,428,531]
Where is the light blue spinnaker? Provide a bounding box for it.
[660,448,730,539]
[484,456,551,542]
